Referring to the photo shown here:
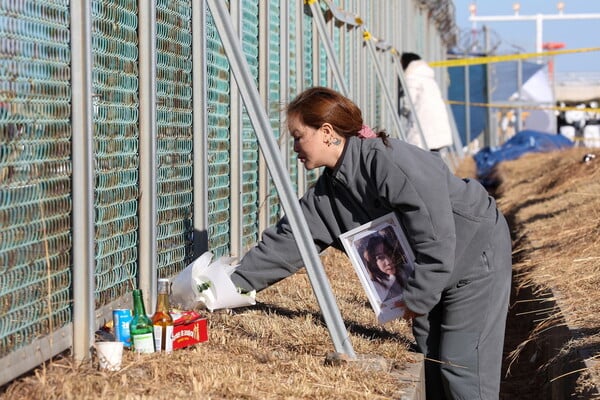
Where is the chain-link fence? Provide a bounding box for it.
[0,0,454,386]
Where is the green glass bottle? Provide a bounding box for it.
[130,289,155,353]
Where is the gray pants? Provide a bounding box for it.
[413,213,512,400]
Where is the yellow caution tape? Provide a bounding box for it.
[305,0,318,5]
[446,100,600,113]
[430,47,600,68]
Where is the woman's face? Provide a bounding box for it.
[287,114,343,170]
[373,243,396,276]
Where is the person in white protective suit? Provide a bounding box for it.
[400,52,454,152]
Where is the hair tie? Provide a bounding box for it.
[358,125,377,139]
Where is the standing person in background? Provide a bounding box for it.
[400,52,454,152]
[203,86,511,399]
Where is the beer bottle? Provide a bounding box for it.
[152,278,174,353]
[130,289,155,353]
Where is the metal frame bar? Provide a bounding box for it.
[279,0,290,170]
[71,0,95,361]
[0,326,72,386]
[325,1,334,88]
[295,0,306,197]
[347,0,358,103]
[357,2,367,115]
[447,102,465,160]
[138,0,158,307]
[483,25,495,149]
[206,0,355,357]
[258,0,269,233]
[464,63,472,146]
[192,0,209,256]
[365,6,376,121]
[311,8,320,87]
[230,0,243,258]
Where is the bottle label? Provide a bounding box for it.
[132,332,155,353]
[153,325,174,353]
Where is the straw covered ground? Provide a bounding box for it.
[0,249,418,400]
[1,145,599,399]
[492,147,600,397]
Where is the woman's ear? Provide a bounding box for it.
[320,123,333,145]
[321,123,342,146]
[321,123,336,139]
[320,123,334,135]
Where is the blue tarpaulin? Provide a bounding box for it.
[473,130,574,186]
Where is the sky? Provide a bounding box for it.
[452,0,600,76]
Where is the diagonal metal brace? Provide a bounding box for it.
[205,0,355,358]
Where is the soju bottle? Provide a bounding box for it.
[130,289,155,353]
[152,278,174,353]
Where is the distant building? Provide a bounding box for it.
[555,72,600,104]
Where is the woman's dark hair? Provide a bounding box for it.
[286,86,388,142]
[362,234,408,286]
[400,52,421,70]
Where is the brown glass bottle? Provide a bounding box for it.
[152,278,174,352]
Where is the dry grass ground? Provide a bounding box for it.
[1,146,598,399]
[493,147,600,397]
[0,250,417,400]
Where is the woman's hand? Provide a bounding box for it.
[393,300,424,320]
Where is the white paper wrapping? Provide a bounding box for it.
[170,251,256,312]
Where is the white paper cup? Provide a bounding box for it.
[95,341,123,371]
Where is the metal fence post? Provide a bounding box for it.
[138,0,158,307]
[71,0,96,361]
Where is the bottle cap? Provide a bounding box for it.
[157,278,171,294]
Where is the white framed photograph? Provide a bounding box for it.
[339,212,415,324]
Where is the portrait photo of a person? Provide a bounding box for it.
[342,216,416,324]
[361,229,411,305]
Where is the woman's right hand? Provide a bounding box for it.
[393,300,424,320]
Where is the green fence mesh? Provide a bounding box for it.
[0,0,72,358]
[0,0,407,384]
[206,5,232,258]
[92,0,140,307]
[240,0,260,250]
[155,0,194,277]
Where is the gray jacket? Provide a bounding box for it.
[232,136,499,315]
